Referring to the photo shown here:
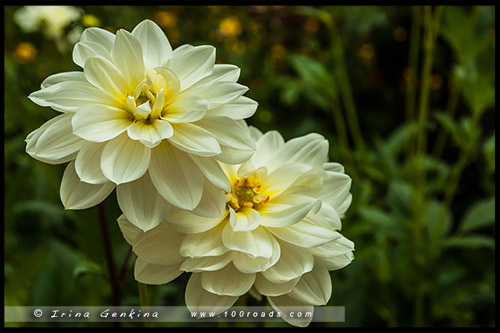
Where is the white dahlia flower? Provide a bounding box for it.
[26,19,258,231]
[118,128,354,327]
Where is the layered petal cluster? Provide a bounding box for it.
[118,128,354,327]
[25,19,258,231]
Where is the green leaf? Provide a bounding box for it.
[458,197,495,233]
[358,207,394,228]
[433,112,462,147]
[73,260,103,280]
[443,235,495,250]
[482,133,495,173]
[357,206,404,238]
[288,55,335,109]
[384,122,419,156]
[425,200,452,238]
[387,181,413,216]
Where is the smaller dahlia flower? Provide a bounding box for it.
[118,128,354,327]
[25,19,258,231]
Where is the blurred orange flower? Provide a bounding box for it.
[219,17,242,37]
[155,11,177,28]
[14,42,37,63]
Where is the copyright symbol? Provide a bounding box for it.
[33,309,43,318]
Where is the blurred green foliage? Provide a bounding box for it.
[3,5,495,328]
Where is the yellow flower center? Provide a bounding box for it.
[226,174,269,212]
[125,74,170,123]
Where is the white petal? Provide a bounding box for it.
[154,67,180,99]
[260,163,313,195]
[323,162,345,173]
[131,19,172,69]
[168,123,221,157]
[84,55,129,99]
[255,273,299,296]
[272,133,329,171]
[73,41,112,68]
[259,197,321,228]
[101,133,151,184]
[288,261,332,305]
[116,173,171,231]
[133,222,184,265]
[267,216,339,248]
[80,27,115,51]
[117,214,144,245]
[284,167,328,191]
[191,178,227,218]
[310,233,354,257]
[248,130,285,169]
[201,263,255,296]
[180,252,235,272]
[222,225,276,259]
[188,64,240,88]
[232,239,280,274]
[206,96,258,119]
[314,201,342,230]
[163,96,208,123]
[167,209,228,234]
[311,234,354,270]
[248,286,263,302]
[168,44,215,91]
[230,207,261,232]
[261,241,314,284]
[190,155,230,192]
[319,251,354,271]
[180,223,228,258]
[195,117,256,154]
[29,81,122,112]
[185,273,238,316]
[111,29,145,89]
[127,119,173,148]
[135,100,151,116]
[134,257,183,285]
[183,81,248,108]
[267,294,314,328]
[40,71,86,88]
[319,171,352,215]
[26,113,84,165]
[149,141,203,210]
[60,161,115,210]
[72,105,133,142]
[249,125,264,141]
[214,143,257,165]
[75,142,108,184]
[336,193,352,218]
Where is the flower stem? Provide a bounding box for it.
[328,14,365,152]
[405,6,422,130]
[411,6,443,327]
[138,282,154,327]
[98,203,120,308]
[118,246,133,284]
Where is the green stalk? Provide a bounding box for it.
[405,6,422,129]
[413,5,444,220]
[412,6,443,327]
[138,282,154,327]
[415,6,443,175]
[332,91,356,179]
[329,17,366,151]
